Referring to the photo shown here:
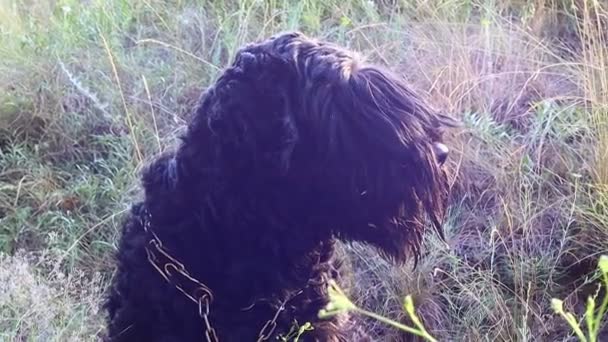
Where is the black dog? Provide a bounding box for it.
[105,31,455,341]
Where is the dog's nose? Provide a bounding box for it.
[433,142,449,165]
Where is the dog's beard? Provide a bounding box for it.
[334,198,444,264]
[325,158,449,264]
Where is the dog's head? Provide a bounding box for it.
[184,32,457,262]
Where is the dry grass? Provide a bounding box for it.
[1,0,607,341]
[0,251,106,341]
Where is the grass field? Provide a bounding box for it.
[1,0,607,341]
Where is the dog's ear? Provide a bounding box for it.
[198,50,299,177]
[310,66,427,163]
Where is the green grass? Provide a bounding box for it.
[1,0,607,340]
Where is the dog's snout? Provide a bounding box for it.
[433,142,449,165]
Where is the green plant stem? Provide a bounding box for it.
[354,308,438,342]
[594,273,608,338]
[561,312,588,342]
[585,297,596,342]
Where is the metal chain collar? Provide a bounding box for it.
[141,208,218,341]
[140,207,301,342]
[256,289,304,341]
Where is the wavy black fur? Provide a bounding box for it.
[105,32,455,341]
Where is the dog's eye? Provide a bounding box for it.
[433,142,449,165]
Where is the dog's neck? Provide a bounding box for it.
[141,151,338,312]
[144,190,336,308]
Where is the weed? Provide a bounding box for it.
[551,255,608,342]
[319,280,437,342]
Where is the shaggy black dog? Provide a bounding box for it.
[105,31,455,341]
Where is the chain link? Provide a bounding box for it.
[141,206,303,342]
[256,290,303,342]
[199,295,219,342]
[141,208,217,342]
[257,317,278,341]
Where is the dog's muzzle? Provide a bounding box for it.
[433,142,449,166]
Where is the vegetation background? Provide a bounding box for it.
[0,0,607,340]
